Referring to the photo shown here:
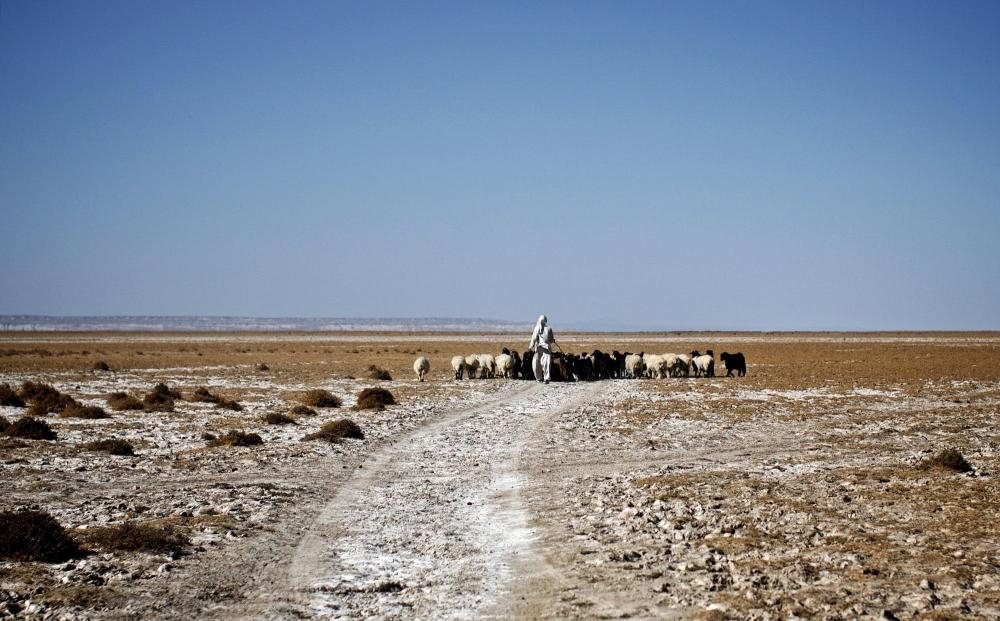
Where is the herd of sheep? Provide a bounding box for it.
[412,349,747,382]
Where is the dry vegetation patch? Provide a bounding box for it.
[19,381,76,416]
[366,364,393,381]
[919,448,973,473]
[59,402,109,419]
[264,412,296,425]
[83,521,188,555]
[5,416,56,440]
[142,383,180,412]
[0,510,82,562]
[206,430,264,447]
[355,387,395,410]
[289,405,317,417]
[107,392,143,411]
[83,438,136,456]
[0,383,25,407]
[304,419,364,442]
[301,389,342,408]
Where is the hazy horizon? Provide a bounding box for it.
[3,2,998,331]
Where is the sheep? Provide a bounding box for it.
[643,353,666,379]
[673,353,692,377]
[413,356,430,382]
[477,354,496,379]
[464,354,481,379]
[719,352,747,377]
[495,353,515,378]
[520,351,535,380]
[625,353,645,379]
[451,355,466,380]
[691,350,715,378]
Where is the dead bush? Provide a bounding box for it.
[191,387,221,403]
[290,405,317,417]
[0,383,25,407]
[255,363,270,371]
[19,381,76,415]
[354,387,396,410]
[6,416,56,440]
[215,398,243,411]
[107,392,143,411]
[301,389,342,408]
[142,384,178,412]
[366,365,393,381]
[207,430,263,447]
[84,521,187,554]
[0,415,8,433]
[60,402,110,419]
[264,412,296,425]
[919,448,973,473]
[0,510,82,562]
[84,438,135,456]
[92,361,111,371]
[304,418,364,442]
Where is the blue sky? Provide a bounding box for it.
[2,1,998,330]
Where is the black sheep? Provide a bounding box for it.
[719,352,747,377]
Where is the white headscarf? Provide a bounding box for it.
[530,314,547,348]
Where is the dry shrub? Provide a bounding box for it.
[92,360,111,371]
[255,363,270,371]
[290,405,317,417]
[919,448,973,473]
[304,419,364,442]
[215,398,243,411]
[264,412,296,425]
[301,389,342,408]
[0,510,82,562]
[354,387,395,410]
[191,387,221,403]
[84,521,187,554]
[0,415,8,433]
[366,365,393,381]
[107,392,143,411]
[6,416,56,440]
[84,438,135,456]
[142,384,178,412]
[0,383,25,407]
[60,402,110,419]
[19,381,76,415]
[207,430,263,447]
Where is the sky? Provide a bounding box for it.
[1,1,998,330]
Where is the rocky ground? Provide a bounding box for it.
[1,333,999,619]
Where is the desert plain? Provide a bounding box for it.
[1,331,999,620]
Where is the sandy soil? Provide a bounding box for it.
[1,332,999,619]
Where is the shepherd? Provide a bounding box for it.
[529,314,557,384]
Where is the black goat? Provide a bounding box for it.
[719,352,747,377]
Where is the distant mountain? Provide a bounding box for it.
[0,316,532,332]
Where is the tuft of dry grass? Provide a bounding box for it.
[190,386,221,403]
[6,416,56,440]
[303,418,364,442]
[0,383,25,407]
[215,398,243,411]
[207,430,263,447]
[142,383,179,412]
[290,405,317,417]
[0,415,9,433]
[59,402,110,419]
[19,381,76,415]
[366,364,393,381]
[84,521,187,554]
[107,392,144,411]
[354,387,395,410]
[92,360,111,371]
[301,389,342,408]
[255,363,270,371]
[264,412,296,425]
[0,509,82,562]
[84,438,135,456]
[919,448,973,473]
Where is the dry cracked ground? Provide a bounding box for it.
[1,333,999,620]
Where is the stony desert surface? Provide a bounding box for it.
[1,332,999,620]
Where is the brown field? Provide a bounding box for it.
[1,331,999,619]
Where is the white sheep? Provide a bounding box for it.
[642,353,666,379]
[413,356,430,382]
[625,354,644,378]
[673,354,692,377]
[495,353,514,378]
[691,350,715,378]
[451,355,466,380]
[464,354,481,379]
[476,354,496,379]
